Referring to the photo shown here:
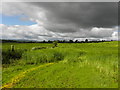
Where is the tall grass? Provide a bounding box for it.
[2,49,23,64]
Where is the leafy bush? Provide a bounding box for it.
[53,41,58,48]
[2,49,23,64]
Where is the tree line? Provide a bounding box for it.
[1,39,113,43]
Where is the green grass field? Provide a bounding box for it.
[2,41,118,88]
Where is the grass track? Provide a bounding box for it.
[2,63,54,88]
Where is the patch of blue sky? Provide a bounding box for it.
[0,14,2,24]
[0,14,36,25]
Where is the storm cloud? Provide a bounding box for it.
[29,2,118,27]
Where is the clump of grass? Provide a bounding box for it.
[65,51,86,63]
[23,49,64,64]
[52,51,64,62]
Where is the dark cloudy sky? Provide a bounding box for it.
[0,2,119,41]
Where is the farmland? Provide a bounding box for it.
[1,41,118,88]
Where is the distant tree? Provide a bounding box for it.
[85,39,88,43]
[69,40,73,43]
[63,40,66,43]
[75,40,78,43]
[57,40,60,43]
[48,40,52,43]
[43,40,46,43]
[102,40,105,42]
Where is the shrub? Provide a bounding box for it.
[53,41,58,48]
[2,49,23,64]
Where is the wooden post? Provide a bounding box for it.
[11,45,15,51]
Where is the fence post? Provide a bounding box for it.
[11,45,15,51]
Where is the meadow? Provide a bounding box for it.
[2,41,118,88]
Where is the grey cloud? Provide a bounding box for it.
[30,2,118,28]
[43,23,79,33]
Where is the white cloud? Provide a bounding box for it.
[90,27,114,38]
[111,31,118,40]
[0,24,118,41]
[2,2,47,23]
[0,24,60,41]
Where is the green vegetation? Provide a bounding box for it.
[2,41,118,88]
[2,49,23,64]
[53,41,58,48]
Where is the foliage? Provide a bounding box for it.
[22,49,64,64]
[53,41,58,48]
[2,49,23,64]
